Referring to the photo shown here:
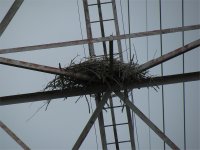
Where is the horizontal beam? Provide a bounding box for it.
[0,0,24,37]
[0,25,199,54]
[0,71,199,105]
[139,39,200,71]
[115,91,179,149]
[0,57,90,80]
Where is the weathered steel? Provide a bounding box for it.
[97,0,107,56]
[0,57,90,81]
[125,90,136,150]
[95,94,108,150]
[0,121,30,150]
[111,0,123,61]
[109,97,120,150]
[0,71,199,106]
[72,91,111,150]
[83,0,95,56]
[139,39,200,71]
[115,91,180,150]
[0,0,24,37]
[1,25,199,54]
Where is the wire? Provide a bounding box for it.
[145,0,151,149]
[182,0,186,149]
[159,0,166,149]
[76,0,86,58]
[127,0,132,62]
[89,96,99,150]
[119,0,129,61]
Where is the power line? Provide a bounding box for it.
[182,0,186,149]
[159,0,166,150]
[76,0,86,58]
[145,0,152,149]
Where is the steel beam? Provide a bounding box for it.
[0,57,90,81]
[0,72,199,106]
[97,0,107,56]
[0,0,24,37]
[139,39,200,71]
[83,0,95,56]
[0,121,30,150]
[95,94,108,150]
[0,25,199,54]
[124,90,136,150]
[72,91,111,150]
[111,0,123,61]
[115,91,180,150]
[109,97,120,150]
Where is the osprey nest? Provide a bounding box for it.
[44,57,151,91]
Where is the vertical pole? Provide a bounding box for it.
[82,0,95,56]
[125,90,136,150]
[111,0,123,61]
[95,93,108,150]
[109,97,120,150]
[73,91,111,150]
[97,0,107,56]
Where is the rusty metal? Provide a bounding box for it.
[109,97,120,150]
[0,25,199,54]
[95,94,107,150]
[0,71,199,106]
[115,91,180,150]
[0,121,30,150]
[83,0,95,56]
[0,0,24,37]
[138,39,200,71]
[0,57,90,81]
[72,91,111,150]
[111,0,123,61]
[97,0,107,56]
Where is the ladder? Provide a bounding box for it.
[82,0,135,149]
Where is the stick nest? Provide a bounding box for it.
[44,57,150,91]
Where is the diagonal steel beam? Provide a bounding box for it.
[0,71,199,106]
[115,91,180,150]
[138,39,200,71]
[0,25,199,54]
[72,91,111,150]
[0,121,30,150]
[0,57,90,80]
[0,0,24,37]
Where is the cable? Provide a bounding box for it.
[76,0,86,58]
[119,0,129,61]
[145,0,151,149]
[89,96,99,150]
[159,0,166,149]
[182,0,186,149]
[127,0,132,62]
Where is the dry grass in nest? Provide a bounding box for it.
[44,57,151,92]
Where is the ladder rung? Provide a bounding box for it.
[104,122,128,127]
[107,140,131,145]
[104,105,124,109]
[88,1,112,6]
[90,19,114,24]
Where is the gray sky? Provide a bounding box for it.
[0,0,199,149]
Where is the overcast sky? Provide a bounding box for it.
[0,0,199,149]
